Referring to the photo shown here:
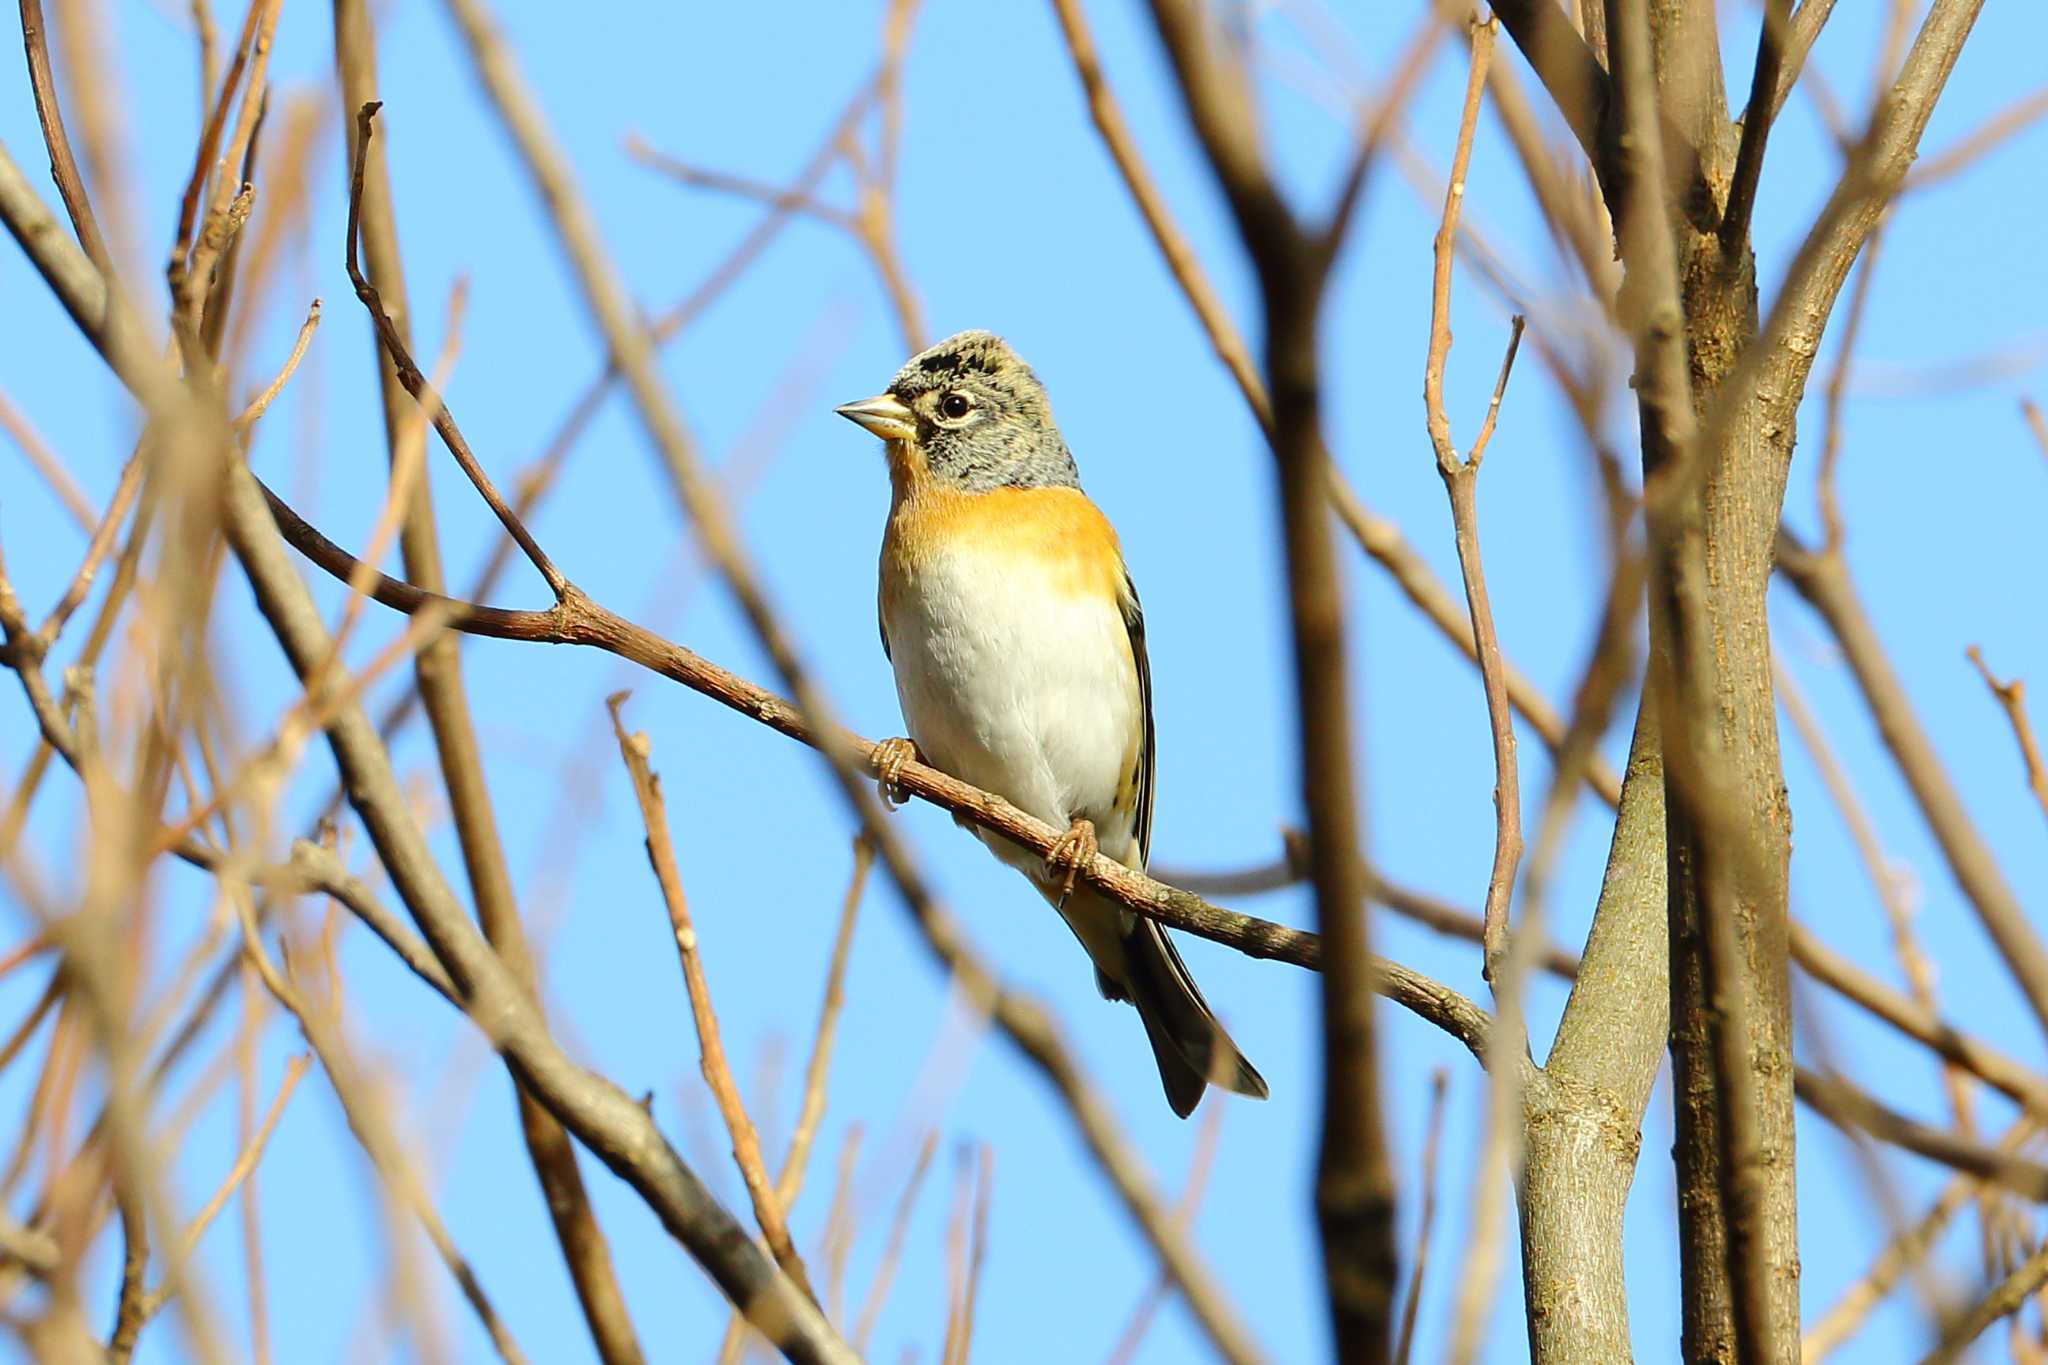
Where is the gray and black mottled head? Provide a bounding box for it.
[835,330,1081,492]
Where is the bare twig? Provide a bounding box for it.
[17,0,111,273]
[0,134,855,1360]
[1104,1103,1226,1365]
[36,449,144,650]
[1789,922,2048,1117]
[1816,226,1885,552]
[2023,397,2048,463]
[1805,1119,2037,1360]
[229,897,529,1365]
[1965,646,2048,828]
[0,387,95,532]
[231,298,319,430]
[1923,1240,2048,1363]
[1772,0,1841,119]
[1907,83,2048,191]
[775,837,872,1212]
[1393,1069,1450,1365]
[1796,1069,2048,1197]
[1421,20,1524,985]
[851,1131,939,1354]
[608,694,817,1304]
[1779,658,1977,1135]
[343,105,568,601]
[172,0,282,344]
[128,1054,310,1331]
[939,1145,991,1365]
[1778,531,2048,1036]
[1721,0,1794,256]
[1049,0,1620,808]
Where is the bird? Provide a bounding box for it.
[835,329,1266,1118]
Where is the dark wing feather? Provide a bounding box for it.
[1121,573,1155,866]
[878,600,892,662]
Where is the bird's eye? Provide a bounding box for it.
[939,392,971,420]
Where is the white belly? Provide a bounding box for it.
[883,540,1140,872]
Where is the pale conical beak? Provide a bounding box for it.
[834,393,917,442]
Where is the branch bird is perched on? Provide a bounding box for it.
[836,330,1267,1117]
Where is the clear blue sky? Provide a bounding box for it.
[2,1,2045,1361]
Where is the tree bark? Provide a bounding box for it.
[1521,705,1667,1362]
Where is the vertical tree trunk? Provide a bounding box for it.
[1659,143,1803,1365]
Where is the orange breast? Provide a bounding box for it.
[881,483,1129,609]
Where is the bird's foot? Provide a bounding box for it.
[1047,817,1098,906]
[871,737,920,810]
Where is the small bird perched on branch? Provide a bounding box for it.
[836,330,1266,1117]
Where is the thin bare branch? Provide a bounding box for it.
[1908,83,2048,190]
[608,694,818,1305]
[1965,646,2048,829]
[231,298,319,430]
[1722,0,1794,256]
[1805,1119,2037,1360]
[775,838,872,1212]
[1393,1069,1450,1365]
[851,1131,938,1354]
[0,387,96,533]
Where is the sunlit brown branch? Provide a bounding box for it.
[342,107,566,601]
[253,470,1494,1053]
[608,694,818,1305]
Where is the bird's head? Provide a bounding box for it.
[836,330,1080,493]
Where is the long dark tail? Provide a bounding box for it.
[1119,918,1267,1119]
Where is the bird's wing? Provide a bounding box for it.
[878,598,891,662]
[1120,571,1155,866]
